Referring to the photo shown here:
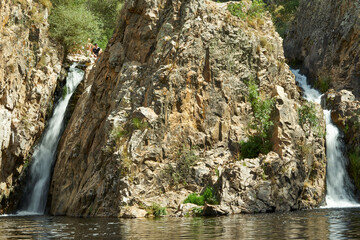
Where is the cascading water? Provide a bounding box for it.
[17,64,84,215]
[292,69,359,208]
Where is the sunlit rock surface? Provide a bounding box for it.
[50,0,326,217]
[0,0,63,212]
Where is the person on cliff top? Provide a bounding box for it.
[92,43,101,57]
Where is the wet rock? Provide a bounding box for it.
[203,203,229,216]
[119,206,147,218]
[176,203,200,217]
[284,0,360,97]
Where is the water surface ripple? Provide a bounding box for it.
[2,209,360,239]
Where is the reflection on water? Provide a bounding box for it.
[1,209,360,239]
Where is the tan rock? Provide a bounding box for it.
[48,0,326,217]
[0,0,63,212]
[119,206,147,218]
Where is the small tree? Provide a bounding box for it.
[49,3,103,52]
[240,78,274,159]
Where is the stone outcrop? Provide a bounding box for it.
[0,0,63,212]
[284,0,360,97]
[323,90,360,190]
[49,0,326,217]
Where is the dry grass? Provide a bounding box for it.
[39,0,52,9]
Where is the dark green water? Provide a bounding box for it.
[2,208,360,239]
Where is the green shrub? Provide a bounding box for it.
[268,0,299,37]
[349,147,360,190]
[163,146,199,185]
[247,78,274,140]
[314,75,330,93]
[62,86,68,100]
[228,0,266,20]
[184,193,205,206]
[183,187,218,206]
[240,78,274,159]
[191,207,203,216]
[227,2,246,19]
[49,0,124,51]
[131,117,149,130]
[148,203,167,217]
[298,102,322,136]
[49,3,103,52]
[240,135,272,159]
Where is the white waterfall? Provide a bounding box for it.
[17,64,84,215]
[292,69,359,208]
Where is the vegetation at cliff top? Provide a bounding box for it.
[240,78,274,159]
[227,0,266,20]
[225,0,299,37]
[184,187,218,206]
[48,0,124,52]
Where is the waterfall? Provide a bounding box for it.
[17,64,84,215]
[292,69,359,208]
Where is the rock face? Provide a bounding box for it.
[49,0,326,217]
[284,0,360,97]
[323,90,360,190]
[0,0,63,212]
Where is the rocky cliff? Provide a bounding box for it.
[49,0,326,217]
[284,0,360,97]
[0,0,63,212]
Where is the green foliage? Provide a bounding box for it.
[23,158,30,170]
[314,75,330,93]
[131,117,149,130]
[247,78,274,140]
[163,146,199,185]
[148,203,167,217]
[111,125,128,144]
[49,3,102,52]
[227,2,246,19]
[240,77,274,159]
[191,207,203,217]
[298,102,322,136]
[268,0,299,37]
[349,147,360,190]
[184,193,205,206]
[184,187,218,206]
[49,0,124,52]
[240,135,272,159]
[86,0,124,48]
[228,0,266,20]
[62,86,68,100]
